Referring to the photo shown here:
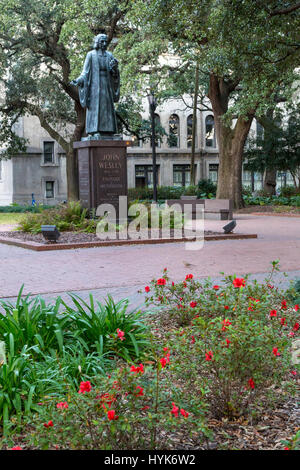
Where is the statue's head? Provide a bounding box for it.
[94,34,108,51]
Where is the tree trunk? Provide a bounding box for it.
[263,168,277,195]
[216,118,253,208]
[208,74,255,209]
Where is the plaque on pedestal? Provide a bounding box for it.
[74,140,131,216]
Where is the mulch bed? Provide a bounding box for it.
[0,230,220,244]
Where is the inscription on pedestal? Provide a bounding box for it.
[74,140,130,216]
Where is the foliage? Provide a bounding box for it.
[243,194,300,207]
[244,106,300,187]
[2,359,210,450]
[197,179,216,198]
[61,294,150,362]
[144,265,299,418]
[17,201,98,233]
[0,205,53,214]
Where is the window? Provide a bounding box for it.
[209,164,218,182]
[168,114,180,148]
[256,121,264,140]
[43,142,54,164]
[187,114,196,148]
[173,164,196,187]
[45,181,54,198]
[135,165,159,188]
[205,115,216,148]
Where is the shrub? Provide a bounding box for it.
[144,265,299,418]
[196,179,217,198]
[4,359,210,450]
[0,289,68,357]
[17,201,98,233]
[0,205,53,214]
[280,186,300,198]
[61,294,150,361]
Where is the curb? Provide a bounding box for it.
[0,233,258,251]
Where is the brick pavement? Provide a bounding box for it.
[0,214,299,306]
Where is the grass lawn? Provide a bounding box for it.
[0,213,24,225]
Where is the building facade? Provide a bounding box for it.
[0,95,291,206]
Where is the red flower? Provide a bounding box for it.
[130,364,144,374]
[98,393,116,408]
[205,351,213,361]
[56,402,68,410]
[224,305,229,310]
[213,285,220,290]
[180,408,189,418]
[145,286,150,293]
[185,274,193,280]
[157,278,166,286]
[171,402,179,418]
[291,370,297,376]
[135,386,144,396]
[117,328,125,341]
[232,278,246,288]
[272,347,280,357]
[190,301,197,308]
[225,339,231,348]
[222,318,232,331]
[281,300,287,309]
[160,357,167,368]
[270,310,277,317]
[293,322,299,331]
[294,304,299,312]
[10,446,22,450]
[107,410,119,421]
[191,335,195,344]
[248,378,255,389]
[78,381,92,394]
[43,420,54,428]
[280,317,287,326]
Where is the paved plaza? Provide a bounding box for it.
[0,214,299,308]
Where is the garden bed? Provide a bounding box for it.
[0,267,298,450]
[0,230,257,251]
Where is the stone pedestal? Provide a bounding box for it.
[74,140,131,215]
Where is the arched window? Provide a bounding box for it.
[187,114,197,148]
[256,121,264,140]
[168,114,180,148]
[205,115,216,148]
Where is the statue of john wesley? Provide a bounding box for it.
[71,33,120,140]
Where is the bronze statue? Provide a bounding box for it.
[71,34,120,140]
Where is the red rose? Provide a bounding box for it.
[157,278,166,286]
[270,310,277,317]
[190,301,197,308]
[145,286,150,293]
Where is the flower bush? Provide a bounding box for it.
[144,264,299,418]
[4,360,210,450]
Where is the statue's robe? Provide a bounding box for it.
[78,49,120,135]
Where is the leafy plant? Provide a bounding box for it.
[61,294,150,361]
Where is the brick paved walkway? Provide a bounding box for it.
[0,214,299,306]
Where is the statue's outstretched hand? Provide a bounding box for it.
[70,78,84,87]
